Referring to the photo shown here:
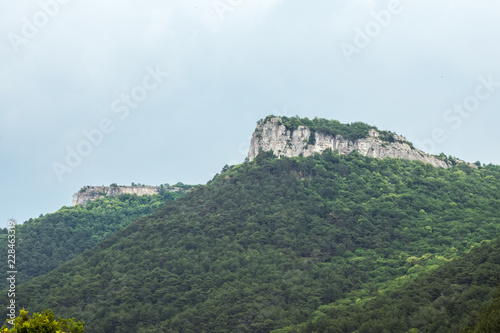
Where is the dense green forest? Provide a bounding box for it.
[463,282,500,332]
[10,148,500,332]
[273,237,500,332]
[0,190,187,288]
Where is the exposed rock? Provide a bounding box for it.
[72,185,186,206]
[248,117,476,169]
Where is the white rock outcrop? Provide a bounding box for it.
[247,117,475,169]
[72,185,185,206]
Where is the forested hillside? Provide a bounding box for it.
[0,190,187,288]
[273,237,500,332]
[10,150,500,332]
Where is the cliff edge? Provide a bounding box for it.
[72,185,187,206]
[248,116,475,169]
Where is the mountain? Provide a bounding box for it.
[9,116,500,332]
[0,186,189,289]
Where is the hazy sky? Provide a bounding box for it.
[1,0,500,227]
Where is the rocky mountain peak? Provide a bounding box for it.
[247,116,476,169]
[71,185,187,206]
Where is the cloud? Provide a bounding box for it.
[1,0,500,227]
[175,0,284,33]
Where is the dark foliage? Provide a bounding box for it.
[0,191,186,288]
[275,238,500,332]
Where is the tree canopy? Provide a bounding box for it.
[0,190,187,288]
[1,309,85,333]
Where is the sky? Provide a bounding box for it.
[1,0,500,228]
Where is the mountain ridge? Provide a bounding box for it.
[13,144,500,332]
[248,116,477,169]
[72,184,191,206]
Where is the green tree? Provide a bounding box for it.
[1,309,85,332]
[462,285,500,332]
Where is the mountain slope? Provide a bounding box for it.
[13,148,500,332]
[0,190,187,288]
[273,237,500,333]
[463,283,500,332]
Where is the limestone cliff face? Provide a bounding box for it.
[72,185,185,206]
[248,117,474,168]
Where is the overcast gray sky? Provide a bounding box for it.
[1,0,499,228]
